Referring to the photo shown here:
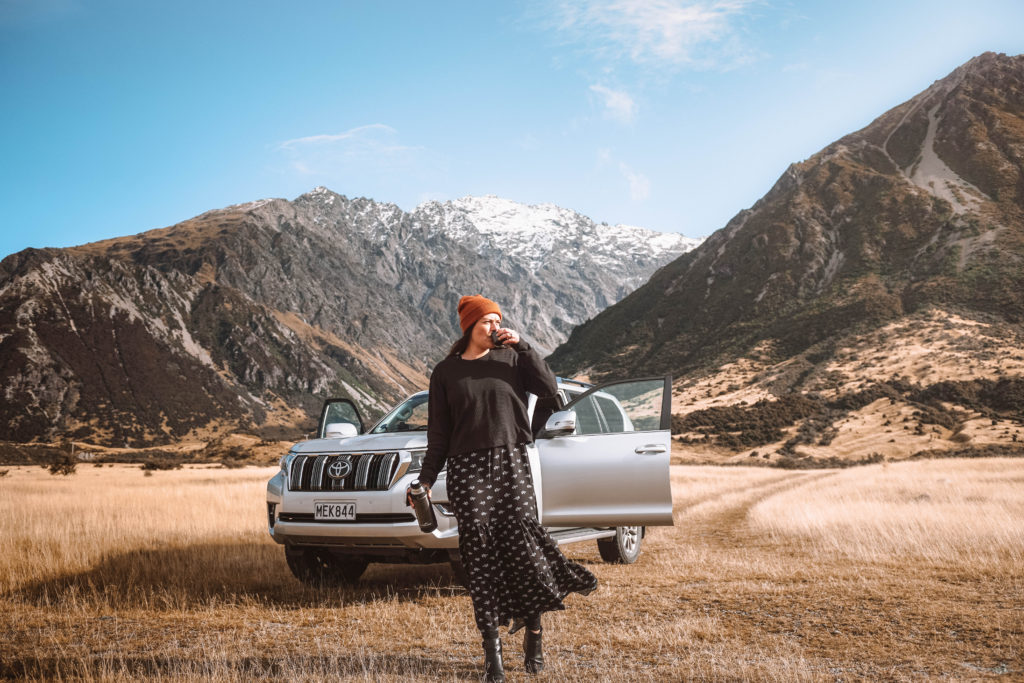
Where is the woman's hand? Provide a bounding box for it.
[406,482,431,507]
[495,328,520,347]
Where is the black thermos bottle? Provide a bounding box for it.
[409,480,437,533]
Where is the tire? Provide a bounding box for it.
[284,546,369,586]
[447,550,470,587]
[597,526,644,564]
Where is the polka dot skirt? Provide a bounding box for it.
[447,443,597,634]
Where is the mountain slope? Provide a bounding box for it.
[548,52,1024,465]
[550,52,1024,381]
[0,191,696,445]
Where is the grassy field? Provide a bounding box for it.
[1,460,1021,681]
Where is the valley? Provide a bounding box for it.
[1,461,1019,680]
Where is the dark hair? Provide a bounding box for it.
[447,327,473,357]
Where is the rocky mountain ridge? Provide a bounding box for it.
[551,51,1024,381]
[0,190,697,445]
[548,51,1024,465]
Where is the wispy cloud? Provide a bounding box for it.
[275,124,425,176]
[278,124,418,156]
[595,150,650,201]
[619,162,651,201]
[589,84,637,123]
[546,0,759,68]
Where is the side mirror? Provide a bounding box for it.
[324,422,358,439]
[542,410,577,438]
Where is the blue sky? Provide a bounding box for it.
[2,0,1022,259]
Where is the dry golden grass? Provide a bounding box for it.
[748,458,1024,568]
[822,311,1024,390]
[669,308,1024,466]
[1,461,1021,680]
[672,398,1024,467]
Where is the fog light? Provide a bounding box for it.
[434,503,456,517]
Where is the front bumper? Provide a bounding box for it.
[266,470,458,551]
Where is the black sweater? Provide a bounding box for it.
[419,341,558,487]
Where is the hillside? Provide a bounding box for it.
[549,52,1024,465]
[0,191,695,447]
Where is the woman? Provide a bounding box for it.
[411,294,597,682]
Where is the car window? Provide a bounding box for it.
[371,394,430,433]
[323,401,361,431]
[597,379,664,432]
[559,377,667,436]
[572,396,605,435]
[594,394,626,432]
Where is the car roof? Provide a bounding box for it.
[557,377,592,390]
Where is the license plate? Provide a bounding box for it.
[314,501,356,521]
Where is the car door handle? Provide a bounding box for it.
[634,444,667,454]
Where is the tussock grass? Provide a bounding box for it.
[747,458,1024,568]
[1,462,1021,680]
[0,465,274,601]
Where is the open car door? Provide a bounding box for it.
[536,376,674,527]
[317,398,365,438]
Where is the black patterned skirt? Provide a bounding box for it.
[446,443,597,633]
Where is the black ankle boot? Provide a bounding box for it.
[524,628,544,674]
[482,635,505,682]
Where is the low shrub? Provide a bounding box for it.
[141,460,182,471]
[672,376,1024,454]
[48,454,77,476]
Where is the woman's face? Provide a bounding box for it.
[473,313,502,349]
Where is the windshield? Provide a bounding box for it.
[371,393,430,433]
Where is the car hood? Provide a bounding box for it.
[290,431,428,454]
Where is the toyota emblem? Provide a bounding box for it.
[328,459,352,479]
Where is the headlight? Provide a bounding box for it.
[408,450,426,472]
[279,453,296,473]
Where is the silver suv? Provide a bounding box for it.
[266,376,674,585]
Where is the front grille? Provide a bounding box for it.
[277,512,416,524]
[288,452,400,492]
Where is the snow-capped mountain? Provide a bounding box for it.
[289,187,700,354]
[0,189,698,445]
[414,195,697,273]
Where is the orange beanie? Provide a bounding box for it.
[457,295,502,332]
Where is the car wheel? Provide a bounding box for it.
[447,550,469,587]
[597,526,644,564]
[285,546,369,586]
